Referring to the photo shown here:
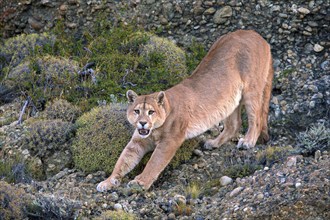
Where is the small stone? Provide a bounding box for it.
[28,17,43,30]
[220,176,233,186]
[193,149,203,157]
[315,150,321,161]
[230,186,244,197]
[257,193,264,200]
[102,203,107,208]
[295,182,302,188]
[168,213,176,220]
[204,7,216,15]
[264,166,269,171]
[213,6,232,24]
[286,156,297,167]
[22,149,29,155]
[313,44,324,52]
[298,7,310,14]
[114,203,122,210]
[174,194,186,204]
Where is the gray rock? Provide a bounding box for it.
[229,187,244,197]
[114,203,123,210]
[213,6,232,24]
[220,176,233,186]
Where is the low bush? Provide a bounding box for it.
[296,123,330,156]
[20,119,75,179]
[41,98,82,122]
[72,103,133,174]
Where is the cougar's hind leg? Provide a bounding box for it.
[259,64,274,144]
[204,103,242,149]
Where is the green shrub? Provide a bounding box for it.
[296,123,330,155]
[223,163,262,179]
[185,40,207,74]
[72,103,133,174]
[20,119,75,179]
[0,181,29,220]
[82,25,189,104]
[94,210,136,220]
[256,145,294,166]
[41,98,82,122]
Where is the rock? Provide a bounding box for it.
[213,6,232,24]
[28,17,43,30]
[114,203,123,210]
[229,187,244,197]
[174,194,186,204]
[204,7,216,15]
[220,176,233,186]
[286,156,297,167]
[298,7,310,14]
[313,44,324,52]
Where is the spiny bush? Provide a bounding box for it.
[41,98,82,122]
[0,32,55,74]
[0,181,29,220]
[5,55,80,109]
[296,123,330,156]
[72,103,133,174]
[0,155,32,184]
[20,119,75,179]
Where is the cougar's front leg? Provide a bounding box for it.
[128,137,185,190]
[96,134,152,192]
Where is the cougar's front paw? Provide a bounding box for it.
[236,138,254,150]
[96,178,120,192]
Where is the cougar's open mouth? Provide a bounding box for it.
[138,128,150,136]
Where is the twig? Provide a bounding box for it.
[17,96,30,125]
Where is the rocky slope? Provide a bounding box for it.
[0,0,329,219]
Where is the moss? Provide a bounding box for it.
[41,98,82,122]
[256,145,294,166]
[94,210,136,220]
[20,119,75,179]
[72,103,134,174]
[0,181,29,220]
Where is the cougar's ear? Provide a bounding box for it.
[127,90,138,103]
[157,91,166,105]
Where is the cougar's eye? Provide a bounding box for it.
[134,109,140,114]
[148,110,155,115]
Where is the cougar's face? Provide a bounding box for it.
[127,91,167,138]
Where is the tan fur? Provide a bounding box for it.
[97,30,274,191]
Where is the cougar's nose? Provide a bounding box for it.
[139,121,147,127]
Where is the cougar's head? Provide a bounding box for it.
[126,90,168,138]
